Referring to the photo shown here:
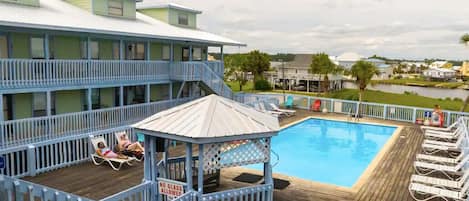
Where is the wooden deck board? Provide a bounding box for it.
[24,110,429,201]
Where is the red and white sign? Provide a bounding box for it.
[158,180,184,199]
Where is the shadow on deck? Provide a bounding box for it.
[24,110,424,201]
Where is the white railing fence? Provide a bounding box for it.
[0,174,93,201]
[100,181,152,201]
[201,184,273,201]
[0,98,194,148]
[0,59,170,88]
[239,93,469,126]
[173,191,198,201]
[0,125,132,178]
[171,62,233,99]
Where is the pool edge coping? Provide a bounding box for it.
[278,115,404,193]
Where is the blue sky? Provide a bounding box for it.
[164,0,469,60]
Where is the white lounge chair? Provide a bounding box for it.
[425,127,463,141]
[269,103,296,116]
[409,179,469,201]
[422,133,464,156]
[421,121,459,133]
[425,126,462,136]
[414,155,469,180]
[90,136,136,171]
[255,103,282,118]
[114,131,143,162]
[410,169,469,190]
[416,153,463,165]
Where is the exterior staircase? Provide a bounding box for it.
[171,61,233,99]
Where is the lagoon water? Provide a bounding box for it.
[344,82,469,100]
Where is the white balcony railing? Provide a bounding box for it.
[171,62,232,99]
[0,59,170,89]
[0,97,194,148]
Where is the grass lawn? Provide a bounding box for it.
[372,78,465,89]
[226,81,259,92]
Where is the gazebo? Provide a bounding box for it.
[132,94,280,201]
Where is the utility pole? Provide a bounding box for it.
[279,59,286,103]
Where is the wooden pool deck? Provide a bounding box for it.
[24,110,425,201]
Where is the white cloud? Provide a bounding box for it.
[158,0,469,59]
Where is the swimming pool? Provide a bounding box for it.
[247,118,397,187]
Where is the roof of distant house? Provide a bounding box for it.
[0,0,244,46]
[278,54,313,69]
[426,67,455,72]
[137,2,203,14]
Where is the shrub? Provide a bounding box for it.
[254,79,272,91]
[453,97,463,102]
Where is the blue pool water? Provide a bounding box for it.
[247,118,396,187]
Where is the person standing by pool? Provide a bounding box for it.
[431,104,444,127]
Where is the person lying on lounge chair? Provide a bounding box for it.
[96,142,128,159]
[118,133,144,153]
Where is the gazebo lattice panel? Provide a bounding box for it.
[203,138,270,171]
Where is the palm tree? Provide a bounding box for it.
[350,61,380,117]
[310,53,341,94]
[459,34,469,112]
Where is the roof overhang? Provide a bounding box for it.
[135,128,277,144]
[0,21,246,47]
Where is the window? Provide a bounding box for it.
[178,13,189,26]
[124,86,145,105]
[90,40,99,59]
[3,95,12,120]
[33,92,56,117]
[125,42,145,60]
[30,36,45,59]
[0,35,8,58]
[182,47,190,61]
[112,42,120,60]
[162,45,170,60]
[192,47,202,61]
[108,0,123,16]
[80,40,87,59]
[49,36,55,59]
[83,89,101,110]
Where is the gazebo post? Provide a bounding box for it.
[163,139,169,178]
[185,142,193,192]
[143,135,151,181]
[150,136,159,200]
[263,137,273,201]
[197,144,204,197]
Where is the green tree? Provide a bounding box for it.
[350,60,380,103]
[310,53,341,94]
[459,34,469,112]
[224,54,249,91]
[244,50,271,81]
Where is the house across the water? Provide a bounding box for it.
[265,54,344,92]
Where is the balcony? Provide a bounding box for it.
[0,59,171,90]
[0,97,195,149]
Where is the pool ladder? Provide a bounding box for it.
[271,149,280,167]
[347,106,361,122]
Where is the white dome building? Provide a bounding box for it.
[336,52,366,69]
